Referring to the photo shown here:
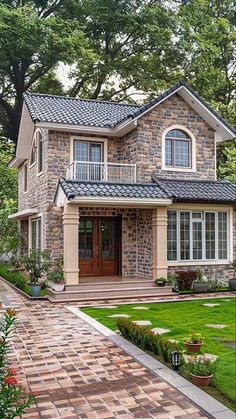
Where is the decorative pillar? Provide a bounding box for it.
[152,207,168,280]
[62,203,79,286]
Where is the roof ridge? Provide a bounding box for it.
[24,91,141,108]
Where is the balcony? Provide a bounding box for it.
[66,161,137,183]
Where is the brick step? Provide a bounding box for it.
[66,280,157,291]
[47,286,173,302]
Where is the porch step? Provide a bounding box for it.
[66,280,157,291]
[47,285,173,303]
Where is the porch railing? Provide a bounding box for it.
[66,161,137,183]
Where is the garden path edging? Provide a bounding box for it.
[66,306,235,419]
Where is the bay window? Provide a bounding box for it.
[167,210,229,262]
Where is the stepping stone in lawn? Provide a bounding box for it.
[151,327,170,335]
[108,314,131,318]
[221,299,232,302]
[206,324,228,329]
[132,320,152,326]
[202,303,221,307]
[132,306,149,310]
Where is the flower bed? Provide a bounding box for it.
[0,263,47,297]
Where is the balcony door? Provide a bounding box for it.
[79,217,120,277]
[74,140,104,181]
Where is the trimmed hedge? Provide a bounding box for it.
[117,319,181,364]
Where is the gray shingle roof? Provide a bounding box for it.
[154,178,236,205]
[58,179,169,200]
[23,81,236,134]
[23,92,140,128]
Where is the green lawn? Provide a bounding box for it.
[82,298,236,406]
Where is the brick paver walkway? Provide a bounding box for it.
[0,280,211,418]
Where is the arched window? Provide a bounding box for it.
[165,129,191,168]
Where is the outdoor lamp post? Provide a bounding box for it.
[172,351,181,373]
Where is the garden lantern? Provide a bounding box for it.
[172,351,181,373]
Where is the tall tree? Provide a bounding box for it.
[0,2,90,143]
[63,0,181,101]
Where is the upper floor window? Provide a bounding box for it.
[74,140,103,163]
[165,129,191,168]
[30,137,36,167]
[23,162,28,193]
[37,131,43,174]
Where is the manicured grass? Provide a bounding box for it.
[82,298,236,405]
[0,263,47,297]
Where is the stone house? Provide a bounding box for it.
[10,81,236,300]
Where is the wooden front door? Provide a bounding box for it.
[79,217,120,276]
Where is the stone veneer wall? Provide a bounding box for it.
[136,209,153,278]
[121,93,216,182]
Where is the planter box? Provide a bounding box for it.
[191,373,212,387]
[52,283,65,292]
[192,283,208,292]
[228,279,236,291]
[184,342,203,353]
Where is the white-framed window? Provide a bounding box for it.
[167,210,229,262]
[37,131,43,174]
[30,218,42,250]
[23,161,28,193]
[165,129,191,168]
[162,125,196,172]
[29,137,36,167]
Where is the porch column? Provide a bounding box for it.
[62,203,79,285]
[152,207,168,280]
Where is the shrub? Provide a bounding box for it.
[117,319,181,364]
[22,250,51,284]
[0,309,35,417]
[177,271,198,290]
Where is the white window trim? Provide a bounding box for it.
[162,125,196,172]
[23,161,28,194]
[69,136,108,164]
[28,214,43,251]
[167,209,232,266]
[29,134,37,169]
[36,129,44,177]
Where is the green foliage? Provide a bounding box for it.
[47,270,64,284]
[0,3,90,142]
[0,309,35,417]
[184,333,203,344]
[218,142,236,183]
[117,319,181,364]
[22,249,51,283]
[183,355,217,377]
[0,264,30,294]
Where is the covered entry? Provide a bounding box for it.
[79,217,121,276]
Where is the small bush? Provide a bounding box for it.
[0,263,45,296]
[177,271,198,290]
[117,319,181,364]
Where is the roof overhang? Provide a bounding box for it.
[8,208,38,220]
[9,102,35,168]
[54,183,172,208]
[131,85,235,141]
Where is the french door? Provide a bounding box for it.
[79,217,120,276]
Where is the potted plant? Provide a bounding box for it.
[168,272,180,292]
[184,333,203,353]
[192,269,208,292]
[183,355,216,387]
[49,270,65,291]
[22,250,51,297]
[228,261,236,290]
[156,277,167,287]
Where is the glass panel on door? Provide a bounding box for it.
[102,220,116,259]
[79,220,93,259]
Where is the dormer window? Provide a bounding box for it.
[165,129,191,168]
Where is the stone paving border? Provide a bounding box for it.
[66,306,235,419]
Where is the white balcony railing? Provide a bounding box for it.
[66,161,136,183]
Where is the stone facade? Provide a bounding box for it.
[17,93,235,280]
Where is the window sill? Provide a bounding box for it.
[168,260,230,267]
[37,171,44,178]
[162,166,196,173]
[29,162,36,169]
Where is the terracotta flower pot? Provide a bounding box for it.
[184,342,203,353]
[191,373,212,387]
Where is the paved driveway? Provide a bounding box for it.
[0,280,208,419]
